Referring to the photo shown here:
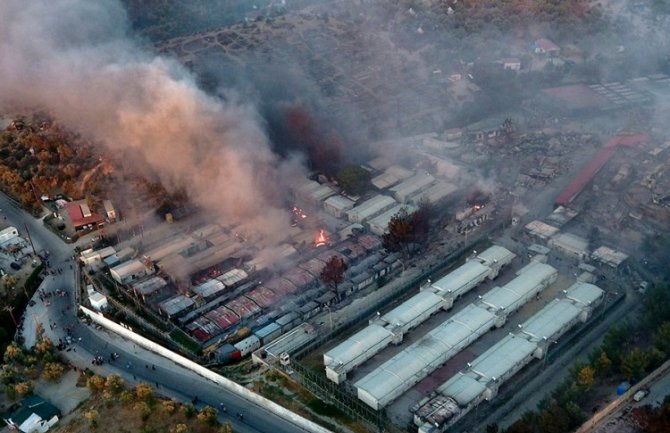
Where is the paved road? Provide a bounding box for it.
[0,194,326,433]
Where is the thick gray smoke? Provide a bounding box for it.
[0,0,305,244]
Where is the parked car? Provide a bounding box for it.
[10,262,21,271]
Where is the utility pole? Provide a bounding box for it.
[23,222,37,256]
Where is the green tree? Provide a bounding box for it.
[336,165,370,195]
[197,405,218,426]
[593,351,612,377]
[575,366,595,391]
[183,403,196,419]
[219,423,234,433]
[621,347,650,381]
[644,284,670,329]
[654,321,670,355]
[105,374,124,394]
[171,424,188,433]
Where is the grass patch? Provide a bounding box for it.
[169,328,200,353]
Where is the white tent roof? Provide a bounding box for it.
[324,324,393,372]
[430,261,491,296]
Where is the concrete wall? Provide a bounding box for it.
[79,306,332,433]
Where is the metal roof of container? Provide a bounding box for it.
[144,235,195,262]
[381,290,445,328]
[159,295,195,316]
[563,281,604,307]
[346,195,397,221]
[226,297,262,319]
[411,181,457,204]
[371,165,414,190]
[131,276,167,296]
[389,172,435,201]
[282,268,316,288]
[262,277,297,295]
[324,195,356,210]
[357,234,382,250]
[480,263,556,311]
[355,304,495,407]
[192,279,226,298]
[205,306,239,329]
[430,261,491,295]
[216,268,248,287]
[368,204,417,235]
[475,245,515,267]
[439,335,536,404]
[245,286,278,308]
[324,324,394,371]
[518,299,582,342]
[437,373,487,407]
[298,258,327,277]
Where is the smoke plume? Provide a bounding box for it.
[0,0,305,240]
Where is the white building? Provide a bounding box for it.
[411,181,458,206]
[346,195,397,223]
[478,262,557,327]
[323,195,356,218]
[355,304,496,410]
[591,246,628,268]
[0,226,19,246]
[371,165,414,190]
[367,204,417,236]
[525,220,560,240]
[414,281,603,433]
[79,246,116,266]
[4,396,60,433]
[110,259,155,284]
[389,172,435,203]
[549,232,589,260]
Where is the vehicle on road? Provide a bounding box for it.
[633,390,648,402]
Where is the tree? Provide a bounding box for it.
[120,390,134,405]
[163,399,178,414]
[14,381,32,397]
[183,403,197,419]
[319,255,348,301]
[336,165,370,195]
[4,343,23,363]
[171,424,189,433]
[485,423,499,433]
[84,409,99,427]
[197,406,218,426]
[87,375,106,393]
[382,207,415,258]
[575,366,595,391]
[135,383,154,402]
[654,322,670,355]
[219,423,234,433]
[34,338,53,356]
[105,374,124,394]
[593,351,612,377]
[134,401,152,421]
[621,347,650,381]
[41,362,65,381]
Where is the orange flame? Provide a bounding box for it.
[315,229,328,247]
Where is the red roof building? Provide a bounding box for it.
[64,201,104,230]
[555,134,649,207]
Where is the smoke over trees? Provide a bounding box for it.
[0,0,306,241]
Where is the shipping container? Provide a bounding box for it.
[254,322,282,345]
[234,335,261,357]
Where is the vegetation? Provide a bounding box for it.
[0,264,44,359]
[319,255,348,301]
[1,338,65,401]
[58,373,237,433]
[381,201,432,259]
[503,283,670,433]
[336,165,370,196]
